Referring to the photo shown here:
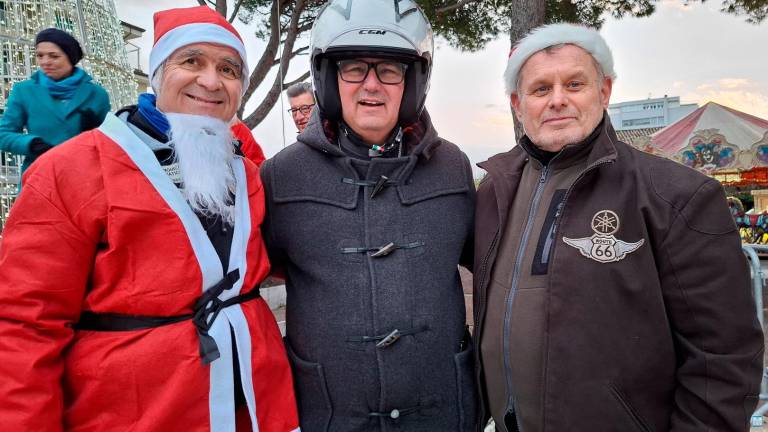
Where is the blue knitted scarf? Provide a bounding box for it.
[37,67,88,100]
[137,93,170,137]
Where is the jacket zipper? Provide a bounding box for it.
[499,156,613,432]
[540,201,564,267]
[503,164,550,432]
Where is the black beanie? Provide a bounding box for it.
[35,28,83,66]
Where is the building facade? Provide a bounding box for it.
[608,95,698,131]
[0,0,137,232]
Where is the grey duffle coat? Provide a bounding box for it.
[261,110,477,432]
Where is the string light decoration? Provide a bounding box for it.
[0,0,138,232]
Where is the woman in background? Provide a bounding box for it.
[0,27,110,182]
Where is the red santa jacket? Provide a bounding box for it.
[0,113,299,432]
[231,120,266,167]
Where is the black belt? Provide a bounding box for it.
[74,269,259,364]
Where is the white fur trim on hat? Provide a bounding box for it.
[503,23,616,96]
[149,22,249,92]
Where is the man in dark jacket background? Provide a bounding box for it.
[474,23,763,432]
[261,0,476,431]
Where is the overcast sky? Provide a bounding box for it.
[116,0,768,176]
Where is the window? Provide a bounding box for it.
[623,118,653,127]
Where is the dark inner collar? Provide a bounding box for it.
[338,121,404,159]
[121,105,170,143]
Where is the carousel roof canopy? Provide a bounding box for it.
[652,102,768,153]
[648,102,768,174]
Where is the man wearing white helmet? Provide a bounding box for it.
[473,23,762,431]
[261,0,476,430]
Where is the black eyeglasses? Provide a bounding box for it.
[336,59,408,85]
[288,104,314,115]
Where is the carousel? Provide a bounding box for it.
[636,102,768,243]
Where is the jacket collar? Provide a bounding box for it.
[115,105,170,143]
[61,82,94,117]
[586,112,620,167]
[477,112,619,223]
[479,111,618,178]
[338,121,405,159]
[30,70,94,121]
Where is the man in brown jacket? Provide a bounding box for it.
[474,23,764,432]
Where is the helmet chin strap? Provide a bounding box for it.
[339,121,404,158]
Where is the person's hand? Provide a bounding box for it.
[80,109,100,131]
[29,138,53,157]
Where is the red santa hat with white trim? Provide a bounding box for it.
[150,6,249,92]
[503,23,616,96]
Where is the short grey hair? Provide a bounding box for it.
[151,64,164,96]
[286,81,313,99]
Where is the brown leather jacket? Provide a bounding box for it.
[473,118,764,432]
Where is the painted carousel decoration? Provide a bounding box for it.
[0,0,137,233]
[677,129,738,172]
[750,131,768,167]
[646,102,768,186]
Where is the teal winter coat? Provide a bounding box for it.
[0,70,111,176]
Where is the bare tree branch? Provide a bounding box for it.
[196,0,207,6]
[239,0,282,118]
[283,71,311,90]
[272,46,309,65]
[228,0,244,23]
[244,0,308,128]
[297,22,313,34]
[436,0,480,14]
[214,0,227,17]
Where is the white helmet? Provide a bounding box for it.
[309,0,434,126]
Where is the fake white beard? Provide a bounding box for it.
[166,112,236,225]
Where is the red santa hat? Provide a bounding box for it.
[149,6,249,89]
[504,23,616,96]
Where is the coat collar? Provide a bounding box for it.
[477,112,619,223]
[479,111,619,178]
[298,108,443,162]
[62,80,95,118]
[269,109,468,210]
[30,70,94,121]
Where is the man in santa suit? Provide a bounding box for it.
[0,6,299,432]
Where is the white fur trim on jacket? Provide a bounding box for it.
[503,23,616,96]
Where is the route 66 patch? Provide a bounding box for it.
[562,210,644,263]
